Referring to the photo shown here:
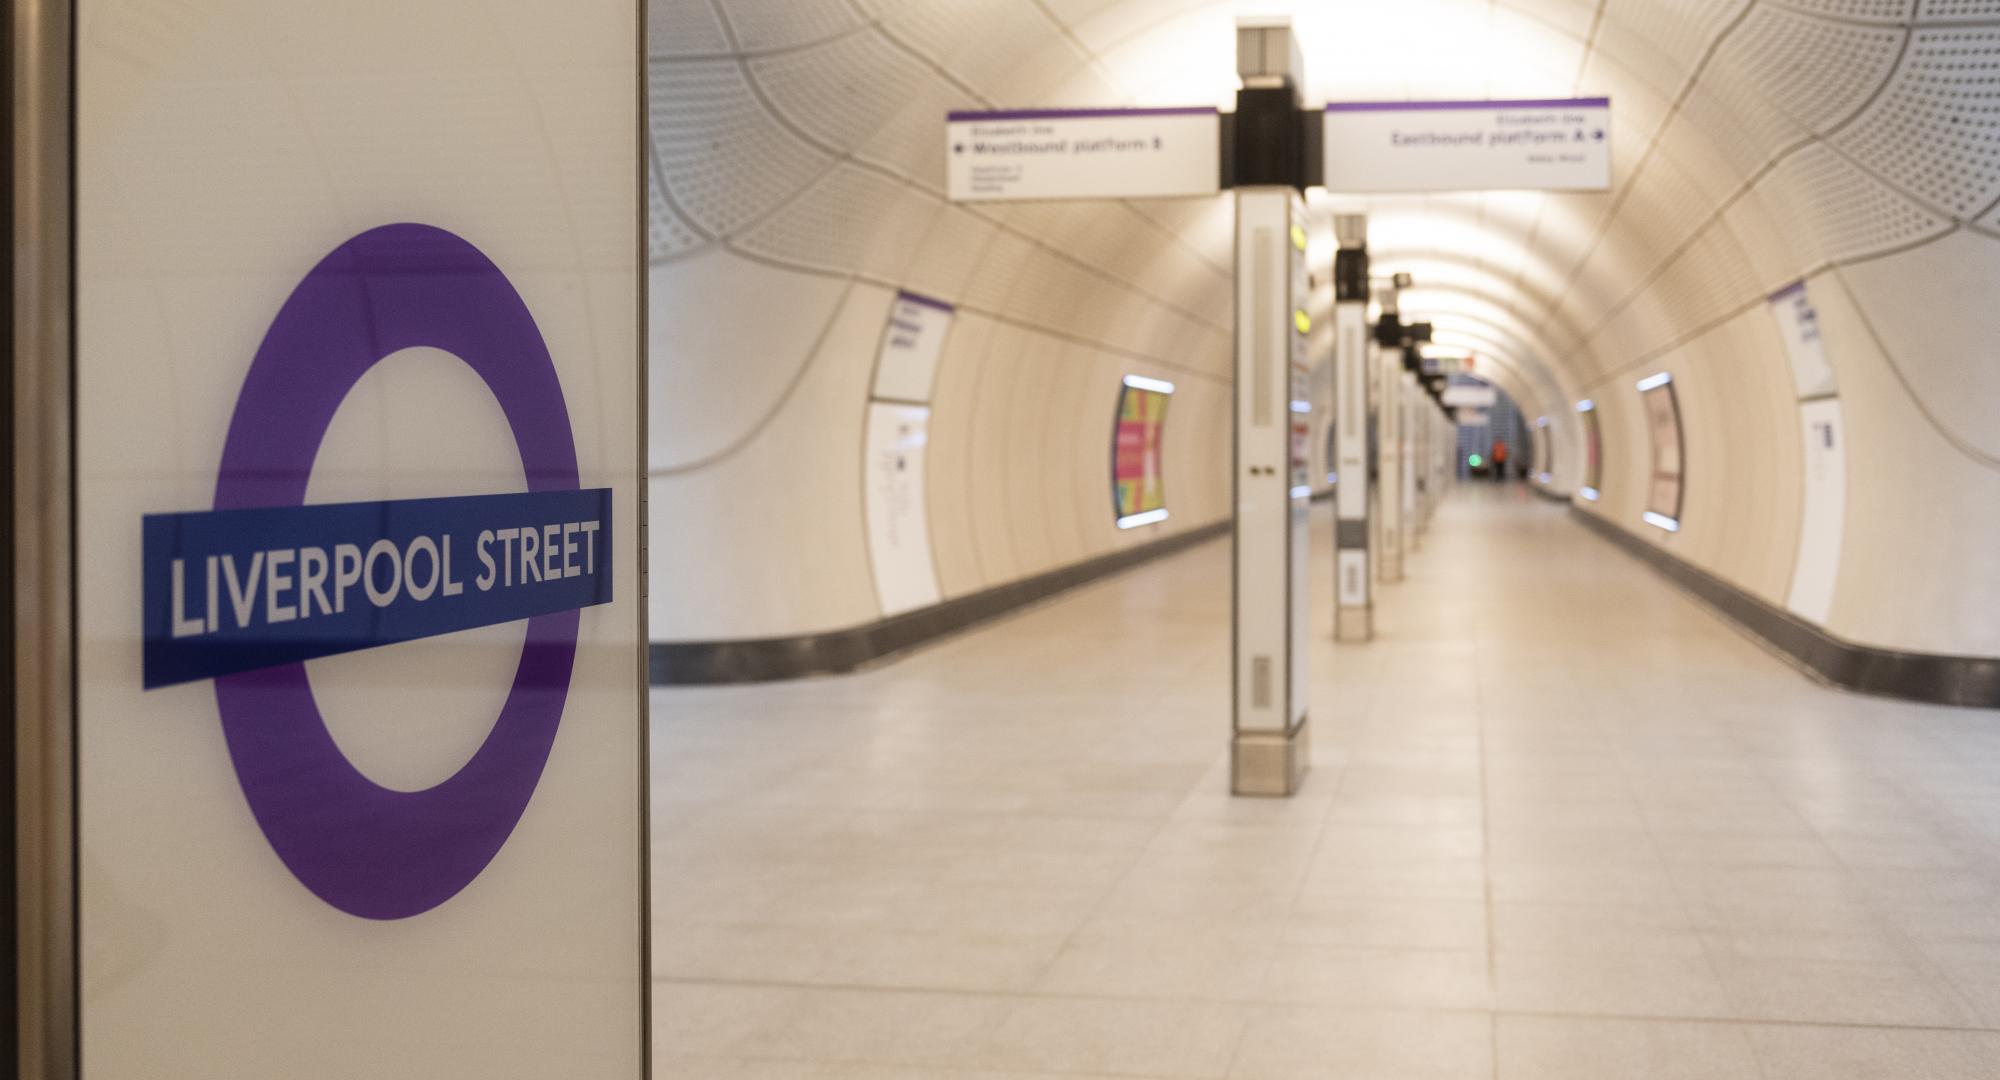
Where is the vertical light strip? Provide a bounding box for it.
[1122,374,1176,395]
[1253,229,1273,427]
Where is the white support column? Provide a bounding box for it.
[1231,186,1313,797]
[1437,402,1447,515]
[1375,288,1405,584]
[1419,392,1437,533]
[1401,369,1421,553]
[1332,215,1373,643]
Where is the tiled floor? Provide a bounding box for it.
[651,486,2000,1078]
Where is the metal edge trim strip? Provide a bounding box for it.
[650,521,1230,685]
[1572,507,2000,709]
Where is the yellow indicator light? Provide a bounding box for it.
[1290,224,1308,251]
[1294,309,1312,335]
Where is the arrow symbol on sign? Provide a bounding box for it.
[953,144,966,154]
[1593,130,1605,141]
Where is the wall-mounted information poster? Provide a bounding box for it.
[1114,376,1173,528]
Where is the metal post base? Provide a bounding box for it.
[1232,718,1310,797]
[1336,605,1373,643]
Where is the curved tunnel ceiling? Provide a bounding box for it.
[651,0,2000,465]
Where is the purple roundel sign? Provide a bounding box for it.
[203,223,593,920]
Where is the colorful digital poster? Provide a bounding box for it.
[1114,376,1173,528]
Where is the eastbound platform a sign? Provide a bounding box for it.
[1324,98,1611,193]
[947,107,1221,202]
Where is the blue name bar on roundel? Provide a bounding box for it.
[142,490,613,689]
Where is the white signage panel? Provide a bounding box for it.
[865,404,943,617]
[75,3,645,1078]
[947,107,1222,202]
[1788,400,1847,625]
[873,291,955,403]
[1324,98,1612,193]
[1770,280,1837,399]
[1441,384,1498,408]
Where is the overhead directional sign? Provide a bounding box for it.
[1441,384,1498,408]
[1323,97,1611,193]
[947,107,1221,202]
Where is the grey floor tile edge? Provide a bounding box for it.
[1570,507,2000,709]
[650,519,1232,685]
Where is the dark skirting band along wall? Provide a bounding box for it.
[1573,507,2000,709]
[651,520,1230,685]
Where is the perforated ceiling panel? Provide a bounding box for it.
[1832,26,2000,218]
[1719,7,1905,138]
[1782,0,1914,22]
[735,165,944,280]
[648,0,2000,457]
[1758,142,1955,261]
[751,31,976,189]
[648,59,832,237]
[711,0,860,52]
[1920,0,2000,19]
[648,167,705,262]
[650,0,731,56]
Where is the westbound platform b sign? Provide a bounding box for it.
[946,107,1223,202]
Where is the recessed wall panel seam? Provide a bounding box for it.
[1546,1,1762,315]
[1391,279,1578,397]
[645,131,714,247]
[1763,0,1920,29]
[726,40,1236,331]
[714,240,1231,379]
[1380,248,1596,348]
[716,54,1232,336]
[1560,134,1818,353]
[650,274,861,477]
[1825,261,2000,471]
[1027,0,1134,100]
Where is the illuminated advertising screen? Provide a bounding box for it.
[1114,375,1173,527]
[1639,373,1685,530]
[1578,399,1603,500]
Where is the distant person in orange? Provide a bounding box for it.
[1491,440,1509,481]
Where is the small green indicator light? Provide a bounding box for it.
[1468,454,1485,468]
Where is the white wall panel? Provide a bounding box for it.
[1816,272,2000,656]
[1836,232,2000,463]
[648,286,887,638]
[648,250,849,469]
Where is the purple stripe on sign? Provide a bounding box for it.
[1326,97,1611,113]
[897,290,956,314]
[949,106,1218,122]
[1768,280,1807,302]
